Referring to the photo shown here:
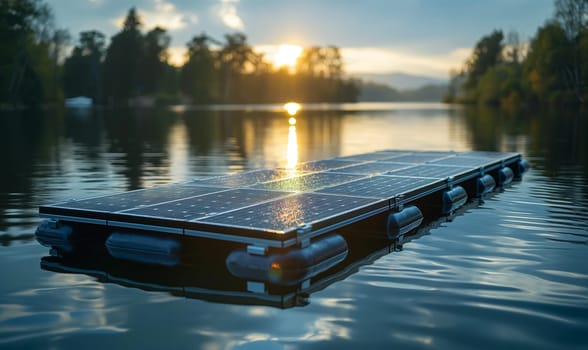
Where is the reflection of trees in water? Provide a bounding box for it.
[460,106,587,178]
[102,107,177,190]
[0,108,65,234]
[181,109,344,170]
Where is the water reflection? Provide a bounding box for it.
[286,123,298,169]
[284,102,301,116]
[0,102,586,239]
[1,103,588,349]
[36,202,461,309]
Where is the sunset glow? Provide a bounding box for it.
[273,44,302,69]
[284,102,301,116]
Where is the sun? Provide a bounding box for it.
[273,44,303,69]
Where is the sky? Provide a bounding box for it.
[48,0,555,79]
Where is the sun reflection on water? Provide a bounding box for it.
[284,102,301,116]
[286,124,298,170]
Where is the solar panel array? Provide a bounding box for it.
[40,150,521,243]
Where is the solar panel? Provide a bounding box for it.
[122,189,292,221]
[429,156,498,167]
[294,159,360,172]
[386,164,473,179]
[198,193,386,234]
[381,153,455,164]
[330,161,410,175]
[253,172,364,192]
[191,169,294,187]
[39,150,525,246]
[50,185,225,213]
[461,151,519,159]
[316,175,440,200]
[336,150,410,162]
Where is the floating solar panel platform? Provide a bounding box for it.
[37,150,527,272]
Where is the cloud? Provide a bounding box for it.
[218,0,244,31]
[112,0,198,31]
[341,47,472,78]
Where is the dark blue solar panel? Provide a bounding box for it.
[330,161,410,175]
[317,175,439,199]
[52,185,224,212]
[191,169,293,187]
[461,151,519,159]
[336,151,410,162]
[295,159,359,172]
[40,150,524,243]
[253,172,364,192]
[122,189,291,220]
[386,164,472,179]
[381,153,455,163]
[429,156,497,167]
[199,193,385,233]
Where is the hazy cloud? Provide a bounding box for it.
[341,47,472,78]
[113,0,198,31]
[218,0,244,31]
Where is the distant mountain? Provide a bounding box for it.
[358,81,448,102]
[354,72,448,90]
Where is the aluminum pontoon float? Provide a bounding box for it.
[36,150,528,283]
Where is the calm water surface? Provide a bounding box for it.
[0,103,587,349]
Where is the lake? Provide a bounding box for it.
[0,102,587,349]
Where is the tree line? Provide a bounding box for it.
[0,1,359,107]
[445,0,588,108]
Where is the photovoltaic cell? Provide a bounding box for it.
[316,175,440,199]
[121,189,292,221]
[253,172,364,192]
[50,185,225,213]
[386,164,472,179]
[461,151,519,159]
[330,161,410,175]
[381,153,455,164]
[39,150,524,244]
[199,193,385,234]
[336,150,410,162]
[191,169,294,187]
[294,159,360,172]
[429,156,498,167]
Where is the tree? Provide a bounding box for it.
[0,0,65,105]
[142,27,170,95]
[555,0,588,40]
[181,33,218,103]
[554,0,588,102]
[523,22,572,103]
[463,30,504,100]
[63,30,105,100]
[103,7,144,104]
[218,33,254,102]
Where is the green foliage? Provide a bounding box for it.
[454,0,588,108]
[523,22,572,103]
[179,33,358,104]
[63,30,105,100]
[464,30,504,95]
[103,8,145,104]
[180,34,218,103]
[0,0,66,106]
[142,27,171,95]
[3,3,359,107]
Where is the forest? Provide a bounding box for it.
[445,0,588,108]
[2,0,586,109]
[0,1,358,107]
